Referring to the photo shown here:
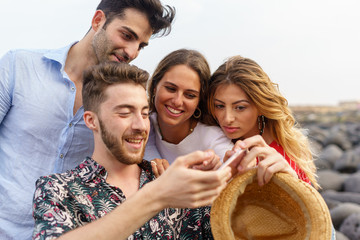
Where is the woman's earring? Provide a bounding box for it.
[193,107,202,119]
[258,115,266,135]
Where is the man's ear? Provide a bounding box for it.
[91,10,106,32]
[84,111,99,131]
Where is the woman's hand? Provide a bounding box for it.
[150,149,223,177]
[150,158,170,178]
[154,150,232,208]
[221,149,247,178]
[191,150,222,171]
[234,135,298,186]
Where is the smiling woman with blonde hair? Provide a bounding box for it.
[207,55,319,189]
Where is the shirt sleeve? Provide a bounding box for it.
[144,122,162,160]
[0,51,14,124]
[207,127,234,162]
[32,177,76,240]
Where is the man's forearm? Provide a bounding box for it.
[56,151,231,239]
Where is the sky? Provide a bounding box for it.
[1,0,359,106]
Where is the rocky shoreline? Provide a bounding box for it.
[295,109,360,240]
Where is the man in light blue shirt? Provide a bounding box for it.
[0,0,174,239]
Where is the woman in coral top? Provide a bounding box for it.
[207,55,319,189]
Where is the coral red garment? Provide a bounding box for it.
[268,141,311,184]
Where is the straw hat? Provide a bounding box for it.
[211,168,332,240]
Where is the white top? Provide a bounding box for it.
[144,113,234,164]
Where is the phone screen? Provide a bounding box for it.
[218,149,245,170]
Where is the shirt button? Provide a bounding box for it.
[69,123,73,127]
[71,87,75,91]
[60,154,64,159]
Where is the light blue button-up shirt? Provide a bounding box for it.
[0,44,94,239]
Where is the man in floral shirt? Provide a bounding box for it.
[32,62,232,240]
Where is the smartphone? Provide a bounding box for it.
[218,148,245,170]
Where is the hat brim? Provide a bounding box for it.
[211,168,332,240]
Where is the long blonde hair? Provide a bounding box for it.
[208,56,319,189]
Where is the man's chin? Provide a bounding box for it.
[119,151,144,165]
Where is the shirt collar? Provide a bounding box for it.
[78,157,154,183]
[43,42,78,73]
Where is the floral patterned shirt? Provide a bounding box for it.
[32,157,213,240]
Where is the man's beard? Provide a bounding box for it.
[98,119,145,165]
[92,28,113,64]
[92,28,129,64]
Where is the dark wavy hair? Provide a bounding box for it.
[97,0,175,37]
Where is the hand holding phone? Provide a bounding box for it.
[218,149,245,170]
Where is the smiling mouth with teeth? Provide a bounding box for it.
[167,106,182,114]
[127,139,142,144]
[114,55,124,62]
